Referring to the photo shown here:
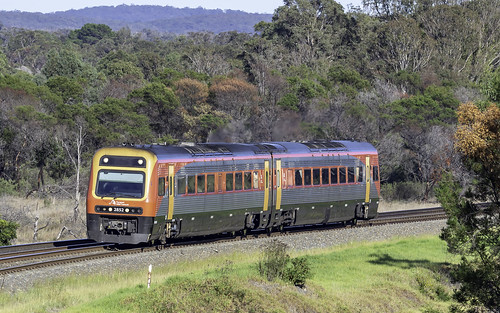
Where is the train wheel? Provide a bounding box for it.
[266,227,272,236]
[351,218,357,226]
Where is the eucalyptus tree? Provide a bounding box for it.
[256,0,351,67]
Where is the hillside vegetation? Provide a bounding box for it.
[0,5,272,34]
[0,0,499,209]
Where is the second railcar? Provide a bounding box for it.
[87,141,380,244]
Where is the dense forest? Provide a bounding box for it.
[0,0,499,202]
[0,5,272,34]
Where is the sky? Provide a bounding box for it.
[1,0,364,14]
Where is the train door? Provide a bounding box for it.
[263,160,271,212]
[274,159,282,212]
[365,156,371,204]
[166,164,175,220]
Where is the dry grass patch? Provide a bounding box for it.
[0,195,86,244]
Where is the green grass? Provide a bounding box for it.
[0,235,458,313]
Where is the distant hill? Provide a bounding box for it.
[0,5,272,34]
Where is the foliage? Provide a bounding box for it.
[436,101,500,312]
[257,240,290,282]
[69,23,114,45]
[383,85,458,129]
[257,239,312,287]
[0,217,18,245]
[0,178,17,196]
[42,48,85,79]
[381,181,427,201]
[482,68,500,102]
[0,0,498,199]
[285,256,313,288]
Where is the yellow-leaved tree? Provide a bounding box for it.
[436,101,500,312]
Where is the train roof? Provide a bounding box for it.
[126,141,377,160]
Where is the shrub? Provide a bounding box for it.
[257,240,290,281]
[0,217,18,245]
[257,240,313,287]
[285,256,312,288]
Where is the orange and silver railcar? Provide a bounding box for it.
[86,141,380,244]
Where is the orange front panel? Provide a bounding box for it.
[86,147,158,217]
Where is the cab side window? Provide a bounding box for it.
[158,177,165,196]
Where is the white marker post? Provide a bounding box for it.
[147,264,152,288]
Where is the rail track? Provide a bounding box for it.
[0,207,447,275]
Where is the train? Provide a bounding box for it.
[86,141,380,244]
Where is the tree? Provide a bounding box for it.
[257,0,349,66]
[209,77,259,121]
[88,98,153,146]
[42,48,85,79]
[419,5,479,76]
[174,78,209,113]
[5,30,60,72]
[436,101,500,312]
[376,17,434,72]
[128,83,180,138]
[46,76,84,104]
[69,23,114,45]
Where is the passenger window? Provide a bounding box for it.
[226,173,234,191]
[321,168,329,185]
[313,169,320,185]
[188,175,196,194]
[253,171,259,189]
[244,172,252,190]
[348,167,355,183]
[207,174,215,193]
[304,169,312,185]
[178,176,186,194]
[331,167,338,184]
[235,172,243,191]
[357,166,364,183]
[197,175,205,193]
[339,168,346,184]
[373,166,379,182]
[295,169,303,186]
[158,177,165,196]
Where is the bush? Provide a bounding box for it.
[257,240,312,287]
[0,217,18,245]
[257,240,289,281]
[285,256,312,288]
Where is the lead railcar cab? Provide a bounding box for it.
[86,141,381,244]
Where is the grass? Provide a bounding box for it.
[0,235,458,313]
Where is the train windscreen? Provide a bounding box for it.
[96,170,145,198]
